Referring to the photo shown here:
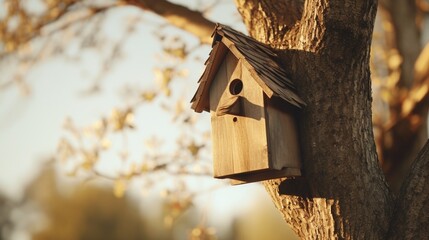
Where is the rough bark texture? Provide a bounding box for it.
[235,0,394,239]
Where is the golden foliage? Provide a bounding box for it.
[141,90,157,102]
[154,67,174,96]
[110,108,134,131]
[415,42,429,83]
[187,141,205,158]
[189,226,217,240]
[0,0,77,55]
[113,178,127,198]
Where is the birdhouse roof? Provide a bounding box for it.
[191,23,305,112]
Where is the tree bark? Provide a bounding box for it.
[235,0,395,239]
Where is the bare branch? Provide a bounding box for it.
[414,41,429,84]
[0,0,77,57]
[0,2,120,59]
[416,0,429,13]
[387,140,429,239]
[126,0,216,44]
[384,42,429,132]
[378,1,421,89]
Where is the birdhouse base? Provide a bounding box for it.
[215,167,301,185]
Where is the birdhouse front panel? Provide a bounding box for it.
[209,51,270,178]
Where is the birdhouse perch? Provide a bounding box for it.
[191,24,305,184]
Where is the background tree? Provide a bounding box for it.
[0,192,14,240]
[1,0,429,239]
[26,166,148,240]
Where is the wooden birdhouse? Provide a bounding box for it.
[191,24,305,184]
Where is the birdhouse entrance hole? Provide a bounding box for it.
[229,79,243,95]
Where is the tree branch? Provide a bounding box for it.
[382,41,429,137]
[387,140,429,239]
[416,0,429,13]
[414,41,429,84]
[379,0,421,89]
[380,41,429,193]
[0,2,118,59]
[126,0,216,44]
[0,0,77,58]
[234,0,304,47]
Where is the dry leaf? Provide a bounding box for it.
[387,51,402,69]
[110,108,134,131]
[187,142,204,157]
[189,227,217,240]
[412,84,428,102]
[113,179,127,198]
[100,138,111,150]
[57,138,75,162]
[81,150,98,170]
[415,42,429,82]
[163,45,187,59]
[401,99,414,116]
[141,91,157,102]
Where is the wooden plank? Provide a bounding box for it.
[210,59,234,176]
[215,54,240,115]
[221,38,244,60]
[226,168,301,184]
[210,56,270,177]
[265,98,301,170]
[241,61,274,98]
[231,65,269,173]
[193,41,229,112]
[226,51,239,79]
[230,58,242,80]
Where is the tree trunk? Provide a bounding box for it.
[235,0,394,239]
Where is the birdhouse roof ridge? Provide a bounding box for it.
[191,23,305,112]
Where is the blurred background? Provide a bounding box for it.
[1,0,429,239]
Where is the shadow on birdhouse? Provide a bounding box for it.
[191,23,305,184]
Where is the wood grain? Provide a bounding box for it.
[265,98,301,170]
[210,53,269,177]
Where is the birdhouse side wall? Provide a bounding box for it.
[265,99,301,171]
[209,52,269,178]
